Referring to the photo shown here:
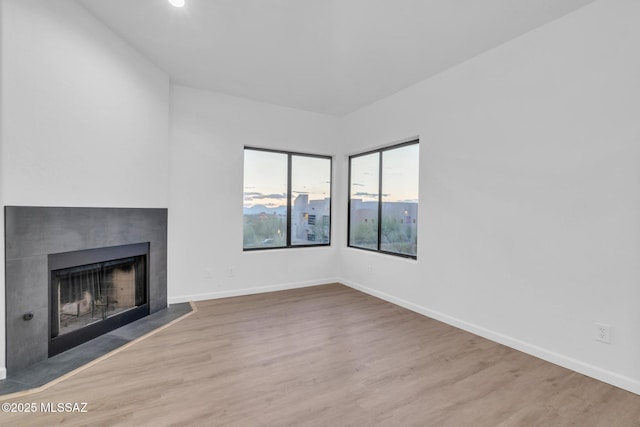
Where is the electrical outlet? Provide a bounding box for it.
[595,323,611,344]
[228,267,235,278]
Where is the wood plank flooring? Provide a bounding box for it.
[1,283,639,426]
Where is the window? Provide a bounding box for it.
[348,140,419,258]
[243,148,331,250]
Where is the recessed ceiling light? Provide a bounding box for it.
[168,0,185,7]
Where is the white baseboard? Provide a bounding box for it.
[168,277,339,304]
[339,278,640,396]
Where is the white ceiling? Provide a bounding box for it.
[78,0,596,116]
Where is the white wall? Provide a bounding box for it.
[0,0,170,377]
[337,0,640,394]
[168,85,340,302]
[1,0,170,207]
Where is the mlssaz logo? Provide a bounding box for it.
[40,402,88,413]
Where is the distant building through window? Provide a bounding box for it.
[243,148,332,250]
[348,140,419,258]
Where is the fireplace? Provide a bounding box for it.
[5,206,167,373]
[48,243,150,357]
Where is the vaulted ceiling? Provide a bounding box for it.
[79,0,596,115]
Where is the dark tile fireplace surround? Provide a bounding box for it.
[4,207,168,374]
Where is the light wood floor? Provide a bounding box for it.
[2,283,640,426]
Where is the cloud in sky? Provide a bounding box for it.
[244,192,287,200]
[353,191,384,198]
[353,191,390,197]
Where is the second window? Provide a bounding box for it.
[348,140,419,258]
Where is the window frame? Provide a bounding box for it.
[347,139,419,259]
[243,146,333,251]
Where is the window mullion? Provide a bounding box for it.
[286,154,293,247]
[377,151,383,252]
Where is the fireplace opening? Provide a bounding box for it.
[53,255,146,337]
[48,243,150,357]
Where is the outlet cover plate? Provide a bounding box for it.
[595,322,611,344]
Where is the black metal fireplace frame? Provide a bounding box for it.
[48,242,150,357]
